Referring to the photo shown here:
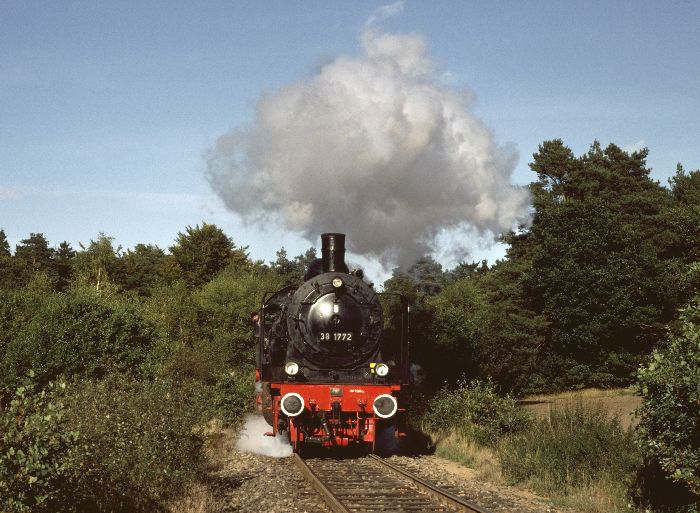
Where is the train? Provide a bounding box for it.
[254,233,410,452]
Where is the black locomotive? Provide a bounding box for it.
[255,233,410,450]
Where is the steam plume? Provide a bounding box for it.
[206,27,530,267]
[235,415,292,458]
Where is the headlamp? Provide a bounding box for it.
[284,361,299,376]
[372,394,398,418]
[280,393,305,417]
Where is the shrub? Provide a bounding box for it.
[197,269,284,369]
[636,297,700,502]
[0,373,78,513]
[63,375,204,512]
[186,365,255,427]
[1,288,161,390]
[498,401,639,496]
[423,379,531,446]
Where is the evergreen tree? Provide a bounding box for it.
[14,233,56,286]
[270,246,317,285]
[665,165,700,264]
[515,140,674,387]
[54,241,75,292]
[0,229,10,257]
[0,229,14,288]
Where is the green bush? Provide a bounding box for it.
[0,373,78,513]
[636,297,700,499]
[0,288,161,390]
[188,366,255,427]
[498,401,639,495]
[63,375,204,512]
[423,379,531,446]
[197,269,284,369]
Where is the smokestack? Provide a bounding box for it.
[321,233,349,273]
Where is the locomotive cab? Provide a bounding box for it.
[255,233,410,451]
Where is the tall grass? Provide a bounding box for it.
[498,400,640,512]
[424,384,644,513]
[431,430,503,483]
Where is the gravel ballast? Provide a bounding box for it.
[205,448,573,512]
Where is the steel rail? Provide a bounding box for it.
[292,453,351,513]
[368,454,494,513]
[293,451,494,513]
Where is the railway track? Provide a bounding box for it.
[292,453,493,513]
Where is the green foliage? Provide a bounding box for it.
[514,140,680,387]
[63,375,204,512]
[424,278,488,380]
[0,287,160,389]
[13,233,57,287]
[0,374,78,513]
[476,258,549,394]
[499,401,639,495]
[170,223,249,287]
[143,280,200,350]
[0,229,10,257]
[74,233,121,296]
[188,366,255,426]
[115,243,166,296]
[270,246,317,285]
[53,241,75,292]
[423,380,531,446]
[636,296,700,497]
[197,268,283,368]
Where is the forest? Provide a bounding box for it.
[1,140,699,512]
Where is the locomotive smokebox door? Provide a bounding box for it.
[308,291,361,353]
[287,271,382,368]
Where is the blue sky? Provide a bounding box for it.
[1,1,699,281]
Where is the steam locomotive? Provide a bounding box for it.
[254,233,410,451]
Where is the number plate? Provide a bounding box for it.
[319,332,353,341]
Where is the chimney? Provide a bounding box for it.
[321,233,349,273]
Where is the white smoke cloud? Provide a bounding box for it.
[235,414,293,458]
[206,27,530,268]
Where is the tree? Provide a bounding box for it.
[169,223,248,287]
[382,258,448,389]
[0,229,10,257]
[116,244,166,296]
[636,286,700,505]
[270,246,317,285]
[514,140,676,387]
[0,229,14,288]
[475,257,548,394]
[665,165,700,265]
[74,233,121,296]
[14,233,56,286]
[54,242,75,292]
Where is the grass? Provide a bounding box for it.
[554,480,636,513]
[430,430,503,483]
[166,482,223,513]
[430,397,643,513]
[166,421,235,513]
